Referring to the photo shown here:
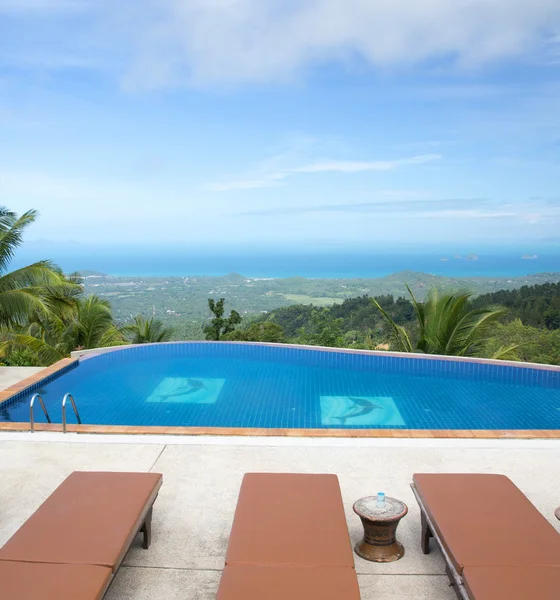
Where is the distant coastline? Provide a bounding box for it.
[79,269,560,284]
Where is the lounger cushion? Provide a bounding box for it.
[0,471,162,571]
[463,566,560,600]
[217,565,361,600]
[413,473,560,574]
[0,561,112,600]
[225,473,354,567]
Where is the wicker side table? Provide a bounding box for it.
[353,496,408,563]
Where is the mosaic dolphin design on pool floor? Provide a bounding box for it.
[147,377,225,404]
[154,379,207,401]
[320,395,405,427]
[334,397,383,424]
[186,378,206,392]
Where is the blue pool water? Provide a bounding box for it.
[2,343,559,430]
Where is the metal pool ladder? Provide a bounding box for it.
[62,393,82,433]
[30,393,51,433]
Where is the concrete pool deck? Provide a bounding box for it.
[0,366,45,392]
[1,433,559,599]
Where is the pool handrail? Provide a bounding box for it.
[62,393,82,433]
[29,393,51,433]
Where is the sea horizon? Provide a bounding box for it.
[12,243,560,280]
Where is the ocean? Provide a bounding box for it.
[12,243,560,279]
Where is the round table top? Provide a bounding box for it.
[555,506,560,521]
[353,496,408,522]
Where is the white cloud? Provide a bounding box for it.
[2,1,560,86]
[123,0,560,87]
[235,197,560,225]
[207,153,441,192]
[294,154,440,174]
[429,209,516,220]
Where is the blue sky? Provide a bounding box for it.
[1,1,559,250]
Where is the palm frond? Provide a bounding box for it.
[0,207,18,229]
[1,332,65,365]
[0,261,72,292]
[0,209,38,274]
[123,315,174,344]
[371,297,414,352]
[490,344,523,360]
[450,305,507,356]
[405,284,425,331]
[0,289,54,326]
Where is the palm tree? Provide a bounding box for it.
[0,207,78,327]
[372,285,517,359]
[65,295,126,349]
[5,295,126,365]
[124,315,174,344]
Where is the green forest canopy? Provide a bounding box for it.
[247,282,560,365]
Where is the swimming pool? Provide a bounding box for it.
[1,343,559,430]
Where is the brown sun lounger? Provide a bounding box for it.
[411,473,560,599]
[217,564,361,600]
[0,471,162,599]
[462,566,560,600]
[0,561,112,600]
[218,473,361,599]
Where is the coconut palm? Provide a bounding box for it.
[124,315,174,344]
[65,295,126,349]
[0,207,78,327]
[5,295,126,365]
[372,285,517,359]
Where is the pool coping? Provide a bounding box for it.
[0,358,78,404]
[0,345,559,439]
[0,421,558,438]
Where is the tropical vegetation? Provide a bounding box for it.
[0,207,78,329]
[0,207,175,366]
[124,315,174,344]
[203,298,242,341]
[3,295,126,365]
[0,205,557,367]
[244,284,560,365]
[223,321,286,343]
[371,285,516,358]
[472,283,560,330]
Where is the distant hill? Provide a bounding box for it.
[472,282,560,329]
